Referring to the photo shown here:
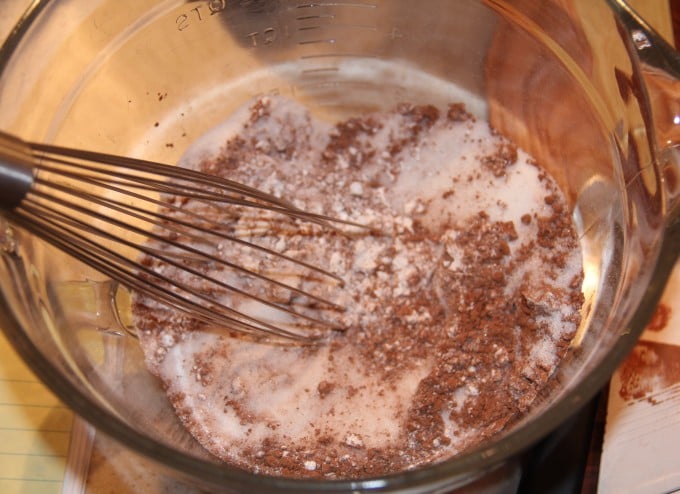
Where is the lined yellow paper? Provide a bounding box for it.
[0,331,74,494]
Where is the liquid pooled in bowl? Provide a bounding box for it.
[132,96,584,479]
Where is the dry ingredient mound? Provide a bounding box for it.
[132,96,584,479]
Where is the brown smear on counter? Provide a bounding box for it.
[618,341,680,402]
[617,303,676,402]
[646,303,671,332]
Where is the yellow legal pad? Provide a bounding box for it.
[0,331,74,494]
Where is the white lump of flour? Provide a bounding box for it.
[132,96,584,479]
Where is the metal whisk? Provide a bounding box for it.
[0,131,348,342]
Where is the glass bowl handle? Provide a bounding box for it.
[609,0,680,222]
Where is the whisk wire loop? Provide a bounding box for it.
[19,205,303,339]
[0,133,354,341]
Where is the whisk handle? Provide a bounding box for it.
[0,131,34,210]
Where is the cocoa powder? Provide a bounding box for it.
[133,96,584,479]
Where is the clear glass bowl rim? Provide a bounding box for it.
[0,0,678,491]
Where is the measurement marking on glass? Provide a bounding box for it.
[300,53,378,59]
[299,39,337,45]
[301,67,341,74]
[296,79,381,90]
[298,24,378,32]
[296,14,335,21]
[296,2,377,9]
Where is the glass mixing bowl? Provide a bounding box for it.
[0,0,679,492]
